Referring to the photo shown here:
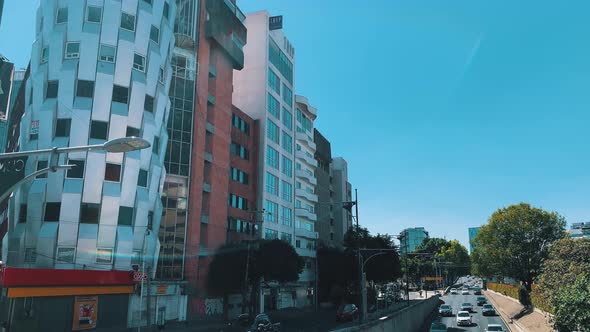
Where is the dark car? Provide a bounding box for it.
[474,287,482,295]
[477,296,487,306]
[336,304,359,322]
[438,304,453,316]
[482,304,496,316]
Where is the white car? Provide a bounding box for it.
[461,290,470,295]
[450,288,458,295]
[485,324,505,332]
[456,311,472,326]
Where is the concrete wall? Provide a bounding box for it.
[332,296,441,332]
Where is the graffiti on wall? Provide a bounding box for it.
[195,298,223,316]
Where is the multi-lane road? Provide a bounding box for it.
[432,289,508,331]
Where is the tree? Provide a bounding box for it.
[407,238,470,286]
[537,238,590,308]
[317,246,356,304]
[207,240,304,315]
[552,273,590,332]
[471,203,565,294]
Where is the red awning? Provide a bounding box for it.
[0,267,136,287]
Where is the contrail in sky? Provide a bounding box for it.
[450,32,485,96]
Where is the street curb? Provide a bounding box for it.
[483,290,523,332]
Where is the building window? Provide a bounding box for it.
[282,132,292,153]
[282,108,292,130]
[268,68,280,94]
[267,93,280,119]
[144,95,154,113]
[41,47,49,63]
[229,194,249,210]
[281,181,292,202]
[265,200,278,223]
[66,160,85,178]
[138,169,148,187]
[281,206,292,226]
[153,136,160,154]
[65,42,80,59]
[96,248,113,264]
[44,202,61,221]
[265,229,278,240]
[112,85,129,104]
[266,172,278,196]
[230,167,248,184]
[282,83,293,107]
[80,203,100,224]
[295,240,301,248]
[76,80,94,98]
[90,121,108,140]
[55,118,71,137]
[147,211,154,230]
[158,67,165,84]
[87,6,102,23]
[230,142,249,160]
[120,12,135,31]
[56,7,68,24]
[18,204,27,223]
[267,119,279,144]
[24,248,37,263]
[150,25,160,43]
[118,206,134,226]
[281,156,292,176]
[36,160,48,178]
[57,247,75,263]
[266,146,279,169]
[126,126,140,137]
[105,163,121,182]
[143,0,153,5]
[46,80,58,99]
[281,232,292,244]
[133,53,146,72]
[99,44,116,62]
[232,114,249,134]
[163,2,170,20]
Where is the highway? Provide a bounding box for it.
[431,289,509,331]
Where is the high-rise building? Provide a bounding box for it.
[313,129,336,247]
[331,157,353,242]
[399,227,430,254]
[569,222,590,239]
[468,227,481,253]
[233,10,301,310]
[0,55,15,153]
[294,94,318,307]
[0,0,4,27]
[3,0,176,329]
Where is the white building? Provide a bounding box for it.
[5,0,176,328]
[233,10,304,309]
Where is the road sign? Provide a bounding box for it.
[133,271,147,282]
[423,277,443,281]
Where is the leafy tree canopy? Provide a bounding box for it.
[552,273,590,332]
[471,203,566,290]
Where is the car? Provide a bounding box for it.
[460,302,474,312]
[456,311,472,326]
[474,287,482,295]
[461,290,470,295]
[336,303,359,322]
[482,304,496,316]
[485,324,505,332]
[438,304,453,316]
[477,296,487,306]
[430,321,447,332]
[450,288,458,295]
[247,313,281,332]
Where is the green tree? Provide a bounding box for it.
[552,273,590,332]
[537,238,590,308]
[471,203,565,293]
[407,238,470,286]
[207,240,304,315]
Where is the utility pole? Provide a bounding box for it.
[146,265,152,331]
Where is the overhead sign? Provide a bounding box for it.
[269,15,283,30]
[0,156,28,199]
[132,271,148,282]
[72,296,98,331]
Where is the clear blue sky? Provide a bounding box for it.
[2,0,589,249]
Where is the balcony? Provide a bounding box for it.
[208,64,217,77]
[296,247,316,258]
[296,188,318,203]
[204,152,213,162]
[203,182,211,193]
[295,208,317,222]
[295,227,318,240]
[296,169,317,186]
[296,131,316,150]
[205,0,247,70]
[207,94,216,105]
[201,214,209,224]
[296,151,318,168]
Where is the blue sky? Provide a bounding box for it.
[2,0,589,249]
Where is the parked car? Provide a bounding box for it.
[485,324,505,332]
[482,304,496,316]
[336,304,359,322]
[438,304,453,316]
[460,302,474,312]
[430,321,448,332]
[456,311,472,326]
[477,296,487,306]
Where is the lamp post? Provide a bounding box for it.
[0,137,151,201]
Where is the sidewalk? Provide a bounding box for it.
[483,290,554,332]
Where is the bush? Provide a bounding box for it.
[488,282,519,300]
[531,284,553,314]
